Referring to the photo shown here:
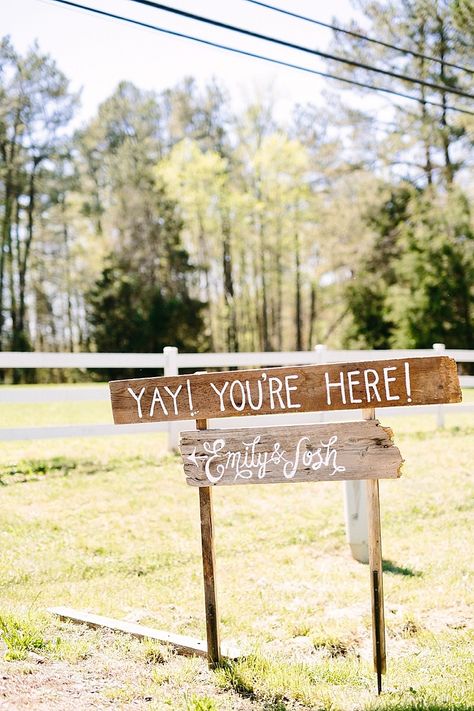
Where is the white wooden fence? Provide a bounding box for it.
[1,343,472,444]
[1,344,473,563]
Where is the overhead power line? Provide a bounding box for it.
[127,0,474,102]
[46,0,474,117]
[243,0,474,75]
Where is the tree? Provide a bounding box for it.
[344,184,474,348]
[389,187,473,347]
[328,0,474,188]
[87,197,208,379]
[0,37,77,356]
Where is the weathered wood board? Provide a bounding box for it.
[179,420,403,487]
[48,607,239,659]
[109,356,460,425]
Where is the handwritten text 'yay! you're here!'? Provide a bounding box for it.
[109,356,461,425]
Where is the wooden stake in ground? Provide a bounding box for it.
[363,407,386,695]
[196,418,221,668]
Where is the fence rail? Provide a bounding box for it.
[1,344,473,444]
[1,346,474,370]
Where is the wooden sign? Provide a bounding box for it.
[109,356,460,424]
[107,354,461,693]
[180,421,402,487]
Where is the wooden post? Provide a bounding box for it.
[363,407,386,695]
[196,417,221,668]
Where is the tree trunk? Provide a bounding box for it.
[62,200,75,353]
[16,158,41,348]
[0,129,19,351]
[294,228,303,351]
[259,220,270,351]
[198,214,215,351]
[416,20,434,187]
[307,281,317,349]
[436,14,454,186]
[221,210,238,351]
[275,222,283,352]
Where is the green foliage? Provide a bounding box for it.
[345,186,474,349]
[452,0,474,38]
[0,37,77,361]
[344,281,394,348]
[0,456,78,485]
[2,7,474,365]
[88,254,207,378]
[184,694,219,711]
[0,614,49,661]
[389,190,474,348]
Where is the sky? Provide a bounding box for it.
[2,0,376,126]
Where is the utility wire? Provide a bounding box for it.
[46,0,474,116]
[127,0,474,101]
[243,0,474,75]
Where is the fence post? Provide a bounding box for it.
[313,344,368,562]
[163,347,179,452]
[433,343,446,429]
[344,480,369,563]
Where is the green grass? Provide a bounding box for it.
[0,396,473,710]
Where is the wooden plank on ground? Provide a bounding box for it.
[179,420,403,487]
[109,356,460,425]
[48,607,239,659]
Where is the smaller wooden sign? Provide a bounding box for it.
[180,420,402,487]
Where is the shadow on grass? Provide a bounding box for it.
[0,456,115,486]
[215,658,256,699]
[382,560,422,577]
[0,457,79,486]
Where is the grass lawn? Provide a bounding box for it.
[0,397,473,710]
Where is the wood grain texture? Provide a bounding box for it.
[47,607,239,659]
[364,408,387,683]
[109,356,461,425]
[197,418,221,668]
[180,420,403,487]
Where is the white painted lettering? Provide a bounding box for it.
[149,387,168,417]
[186,378,194,411]
[347,370,362,404]
[325,371,346,406]
[383,366,400,401]
[188,433,346,484]
[210,381,229,412]
[164,384,183,415]
[268,377,286,410]
[203,439,226,484]
[285,374,301,409]
[404,362,412,402]
[229,380,246,411]
[246,378,263,411]
[127,386,146,419]
[364,369,381,403]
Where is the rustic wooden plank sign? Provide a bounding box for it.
[180,420,403,487]
[107,355,461,693]
[109,356,460,425]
